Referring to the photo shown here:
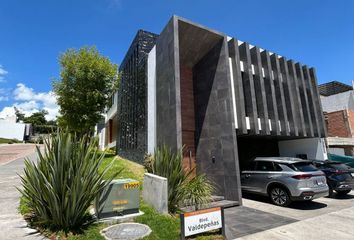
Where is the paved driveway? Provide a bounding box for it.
[0,144,43,240]
[225,192,354,240]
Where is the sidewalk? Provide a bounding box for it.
[0,151,44,240]
[238,205,354,240]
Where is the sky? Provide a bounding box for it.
[1,0,354,120]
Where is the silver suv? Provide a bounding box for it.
[241,157,329,206]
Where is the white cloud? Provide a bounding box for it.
[0,65,8,83]
[0,83,59,120]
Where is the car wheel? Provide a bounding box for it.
[336,190,351,195]
[328,187,334,197]
[269,187,291,207]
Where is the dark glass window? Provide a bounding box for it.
[289,162,318,172]
[274,163,283,171]
[255,161,275,171]
[328,163,351,171]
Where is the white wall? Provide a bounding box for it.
[278,138,328,160]
[105,92,118,123]
[321,90,354,113]
[0,120,25,140]
[147,46,156,154]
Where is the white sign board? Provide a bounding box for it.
[181,207,223,238]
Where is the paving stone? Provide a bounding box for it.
[101,223,152,240]
[224,206,297,239]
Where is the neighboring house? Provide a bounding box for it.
[319,81,354,156]
[0,115,31,141]
[96,91,118,150]
[98,16,327,204]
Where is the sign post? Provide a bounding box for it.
[180,207,225,239]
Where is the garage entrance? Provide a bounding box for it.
[237,136,280,170]
[237,136,328,171]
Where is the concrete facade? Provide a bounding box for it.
[116,16,326,203]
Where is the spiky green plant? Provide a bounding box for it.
[18,131,120,232]
[180,174,214,210]
[151,145,214,213]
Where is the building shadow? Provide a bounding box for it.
[242,192,328,210]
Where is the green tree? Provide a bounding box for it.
[23,110,48,126]
[53,47,119,135]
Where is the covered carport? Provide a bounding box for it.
[237,135,328,170]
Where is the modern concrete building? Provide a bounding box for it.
[320,81,354,155]
[96,91,119,150]
[114,16,327,203]
[0,115,31,141]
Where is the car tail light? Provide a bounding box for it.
[292,174,313,180]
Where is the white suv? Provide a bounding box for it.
[241,157,329,206]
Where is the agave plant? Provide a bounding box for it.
[180,174,214,210]
[18,131,119,232]
[150,145,214,213]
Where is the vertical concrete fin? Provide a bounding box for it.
[271,54,290,136]
[309,67,327,137]
[228,38,248,135]
[251,47,270,135]
[303,65,320,137]
[239,42,259,134]
[288,60,306,137]
[296,63,314,137]
[261,50,280,135]
[280,57,298,136]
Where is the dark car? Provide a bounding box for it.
[311,160,354,197]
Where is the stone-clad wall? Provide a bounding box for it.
[155,17,182,151]
[154,16,242,202]
[193,38,241,201]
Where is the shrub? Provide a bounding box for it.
[180,174,214,210]
[143,153,154,173]
[149,145,214,213]
[18,131,120,233]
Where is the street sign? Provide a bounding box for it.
[180,207,225,239]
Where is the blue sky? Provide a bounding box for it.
[1,0,354,119]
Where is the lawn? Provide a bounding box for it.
[0,137,21,144]
[99,153,145,182]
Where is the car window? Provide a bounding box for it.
[328,163,351,171]
[274,163,283,171]
[313,162,325,169]
[289,162,318,172]
[255,161,275,171]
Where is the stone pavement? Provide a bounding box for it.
[224,206,296,239]
[0,146,43,240]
